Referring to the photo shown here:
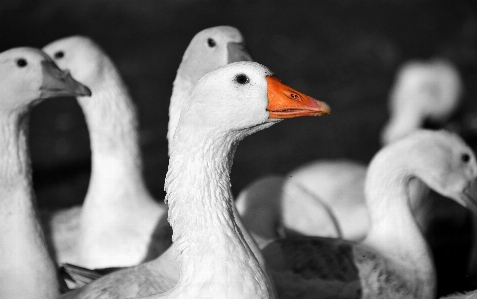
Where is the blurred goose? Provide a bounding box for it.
[261,130,477,299]
[236,58,462,243]
[381,58,462,144]
[0,47,91,298]
[58,62,331,299]
[42,26,252,269]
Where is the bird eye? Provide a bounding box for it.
[207,38,216,48]
[16,58,27,67]
[54,51,64,59]
[234,74,249,85]
[462,153,471,163]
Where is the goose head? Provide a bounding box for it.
[42,36,111,91]
[381,59,462,145]
[388,130,477,211]
[175,61,331,140]
[178,26,253,84]
[0,47,91,111]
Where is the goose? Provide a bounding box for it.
[236,58,462,243]
[262,129,477,299]
[381,58,462,144]
[58,61,331,299]
[42,26,253,269]
[0,47,91,299]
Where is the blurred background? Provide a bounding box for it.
[1,0,477,296]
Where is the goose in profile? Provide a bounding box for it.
[59,61,330,299]
[0,47,91,299]
[42,26,252,269]
[261,130,477,299]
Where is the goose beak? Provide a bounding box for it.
[39,60,92,99]
[461,179,477,214]
[227,42,253,63]
[266,75,331,119]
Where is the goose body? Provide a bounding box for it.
[262,130,477,299]
[236,58,461,243]
[42,26,252,269]
[58,61,330,299]
[0,47,91,298]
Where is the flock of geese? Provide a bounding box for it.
[1,25,477,298]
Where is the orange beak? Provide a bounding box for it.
[266,76,331,119]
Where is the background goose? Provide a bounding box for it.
[0,47,90,299]
[41,26,253,269]
[262,130,477,299]
[59,61,330,299]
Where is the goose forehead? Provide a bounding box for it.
[207,61,272,79]
[0,47,49,63]
[208,26,243,42]
[195,27,243,46]
[44,37,99,58]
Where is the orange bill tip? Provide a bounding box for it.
[266,75,331,119]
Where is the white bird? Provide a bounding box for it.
[42,26,252,269]
[236,58,462,244]
[0,47,91,299]
[261,130,477,299]
[381,58,462,144]
[58,61,331,299]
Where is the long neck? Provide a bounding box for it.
[78,71,152,206]
[167,73,195,156]
[165,129,273,298]
[382,103,424,144]
[363,151,435,294]
[0,111,60,298]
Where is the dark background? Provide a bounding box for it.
[2,0,477,297]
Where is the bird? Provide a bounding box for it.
[381,58,462,144]
[261,130,477,299]
[57,61,331,299]
[236,58,462,243]
[41,26,253,269]
[0,47,91,299]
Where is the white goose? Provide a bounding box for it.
[0,47,91,299]
[381,58,462,144]
[236,58,463,244]
[42,26,252,269]
[58,61,331,299]
[261,130,477,299]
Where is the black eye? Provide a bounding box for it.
[54,51,64,59]
[207,38,216,48]
[16,58,27,67]
[235,74,249,85]
[462,153,471,163]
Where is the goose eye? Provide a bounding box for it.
[16,58,27,67]
[54,51,64,59]
[462,153,471,163]
[234,74,249,85]
[207,38,216,48]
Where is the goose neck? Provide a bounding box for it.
[167,74,195,155]
[363,151,435,292]
[0,111,60,298]
[165,130,273,298]
[77,76,150,202]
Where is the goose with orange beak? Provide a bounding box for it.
[59,62,330,299]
